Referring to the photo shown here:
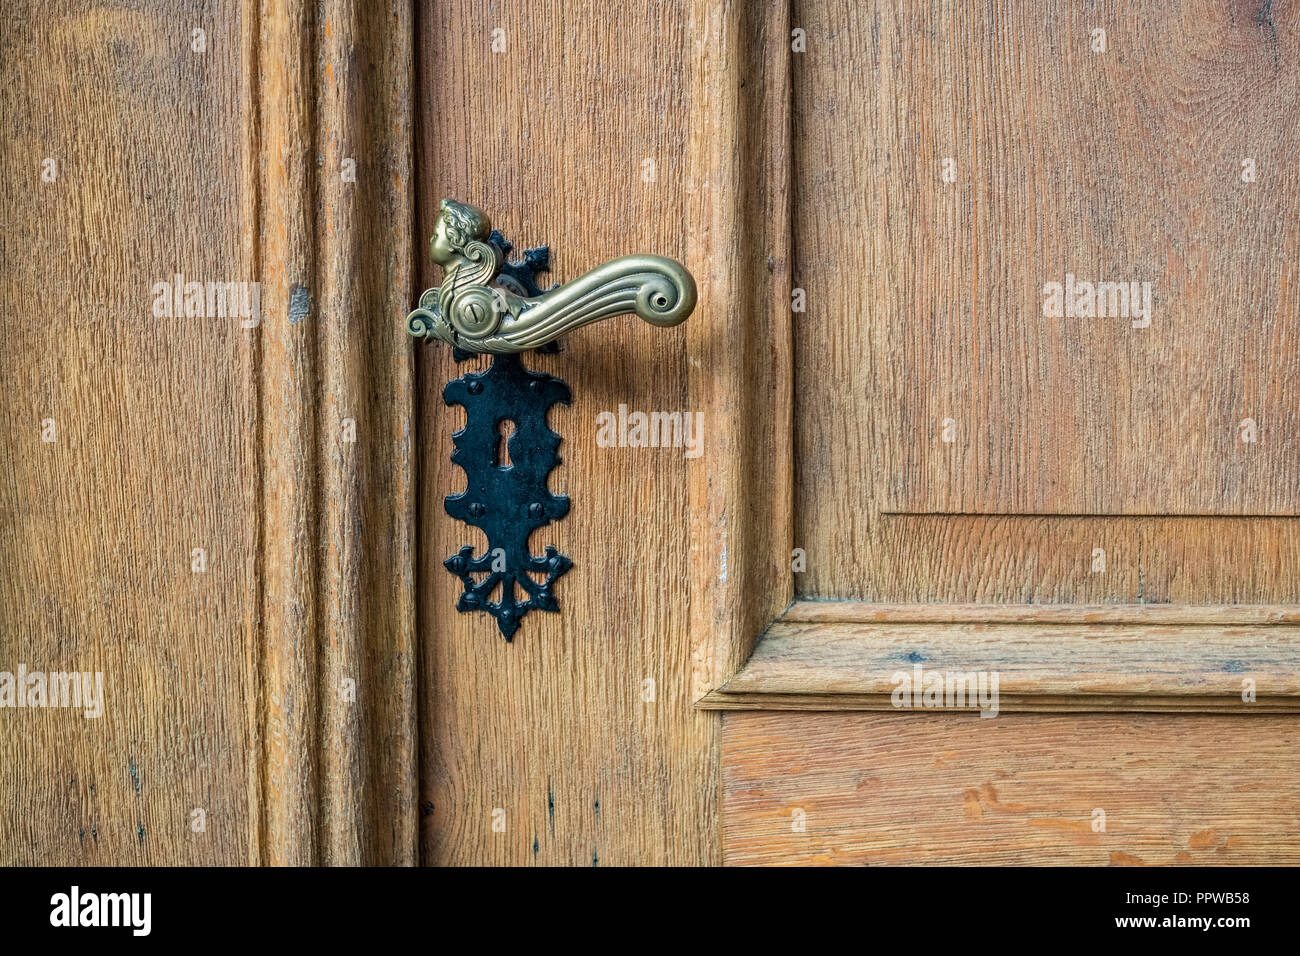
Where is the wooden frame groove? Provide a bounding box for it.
[247,0,418,865]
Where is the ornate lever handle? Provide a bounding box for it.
[408,200,697,641]
[406,199,696,354]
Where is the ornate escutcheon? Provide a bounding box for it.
[408,200,697,639]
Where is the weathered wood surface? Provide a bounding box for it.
[0,0,254,864]
[793,0,1300,601]
[0,0,418,865]
[722,712,1300,865]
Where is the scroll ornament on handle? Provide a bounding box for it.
[408,200,697,639]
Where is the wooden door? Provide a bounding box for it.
[418,0,1300,866]
[5,0,1298,868]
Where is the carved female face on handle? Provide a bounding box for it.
[431,199,491,267]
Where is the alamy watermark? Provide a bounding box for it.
[891,663,999,718]
[595,404,703,459]
[151,274,261,327]
[0,665,104,718]
[50,886,150,936]
[1042,273,1153,328]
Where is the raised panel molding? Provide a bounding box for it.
[686,0,796,699]
[701,601,1300,713]
[247,0,418,865]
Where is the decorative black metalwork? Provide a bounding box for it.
[443,353,573,640]
[489,229,551,297]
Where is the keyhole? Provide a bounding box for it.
[496,418,516,467]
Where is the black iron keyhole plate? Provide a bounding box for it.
[443,353,573,639]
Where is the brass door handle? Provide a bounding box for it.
[407,200,696,640]
[406,199,696,354]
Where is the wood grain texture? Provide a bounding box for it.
[314,0,418,867]
[0,0,253,864]
[416,0,716,866]
[686,0,794,696]
[793,0,1300,599]
[704,619,1300,710]
[0,0,417,865]
[722,712,1300,864]
[800,513,1300,605]
[251,0,417,866]
[253,0,321,869]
